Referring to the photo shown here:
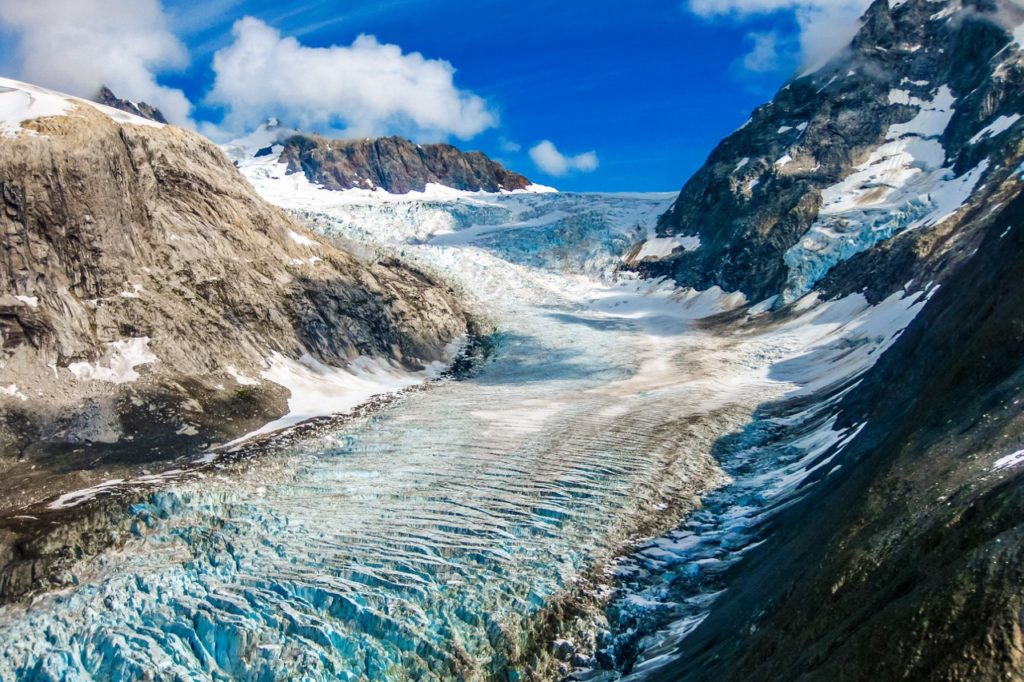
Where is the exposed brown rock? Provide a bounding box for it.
[278,134,532,193]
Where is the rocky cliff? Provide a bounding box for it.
[280,135,532,194]
[640,0,1024,306]
[0,78,467,511]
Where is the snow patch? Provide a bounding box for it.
[887,85,955,139]
[0,77,163,137]
[634,235,700,260]
[288,230,317,247]
[14,295,38,307]
[968,114,1021,145]
[118,283,144,298]
[47,479,125,510]
[226,347,459,446]
[225,365,259,386]
[992,449,1024,472]
[0,384,27,401]
[67,337,157,384]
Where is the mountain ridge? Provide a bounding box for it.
[224,121,535,195]
[278,134,533,194]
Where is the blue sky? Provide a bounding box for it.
[0,0,870,191]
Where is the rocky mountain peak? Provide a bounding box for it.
[641,0,1024,305]
[94,86,168,124]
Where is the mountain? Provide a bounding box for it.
[0,78,467,513]
[639,0,1024,307]
[627,0,1024,678]
[94,86,168,124]
[226,122,533,194]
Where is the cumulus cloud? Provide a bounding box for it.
[207,17,497,140]
[0,0,193,124]
[689,0,871,73]
[528,140,599,176]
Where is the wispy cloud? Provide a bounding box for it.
[688,0,871,74]
[499,137,522,153]
[742,31,781,72]
[0,0,193,124]
[207,17,497,140]
[528,140,599,176]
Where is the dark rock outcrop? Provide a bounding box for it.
[277,134,532,194]
[644,0,1024,304]
[94,86,168,124]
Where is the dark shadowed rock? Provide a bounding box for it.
[94,86,168,124]
[655,169,1024,682]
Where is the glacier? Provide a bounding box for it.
[0,170,933,680]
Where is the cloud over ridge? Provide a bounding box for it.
[689,0,871,75]
[0,0,193,125]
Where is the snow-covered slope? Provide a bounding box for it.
[0,77,163,136]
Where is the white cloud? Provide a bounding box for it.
[0,0,193,125]
[742,31,782,72]
[528,140,599,176]
[689,0,871,72]
[207,17,497,140]
[499,137,522,153]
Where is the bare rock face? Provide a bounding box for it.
[643,0,1024,305]
[277,134,532,194]
[94,86,168,124]
[0,91,467,509]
